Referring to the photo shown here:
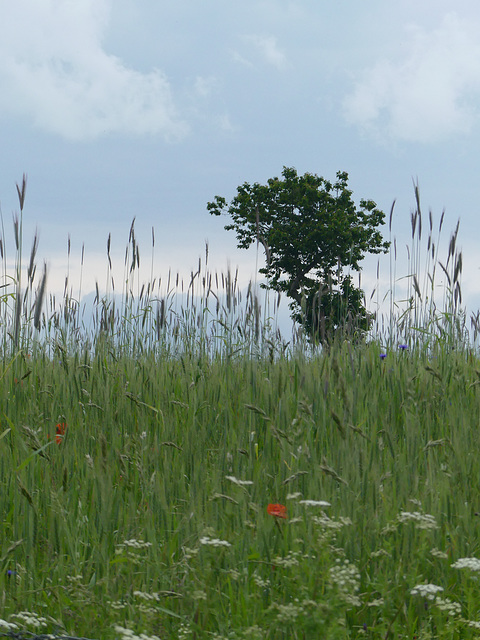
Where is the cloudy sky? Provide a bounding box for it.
[1,0,479,329]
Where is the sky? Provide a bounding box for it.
[1,0,480,332]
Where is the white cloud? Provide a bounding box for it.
[231,50,255,69]
[193,76,217,99]
[219,114,235,132]
[0,0,187,141]
[250,35,288,70]
[236,35,289,70]
[343,12,480,143]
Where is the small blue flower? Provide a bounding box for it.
[399,344,408,350]
[380,353,387,360]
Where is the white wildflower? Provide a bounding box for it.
[301,598,318,609]
[430,548,448,559]
[199,536,231,547]
[286,492,302,500]
[435,597,462,616]
[178,622,192,639]
[380,523,397,535]
[410,583,444,600]
[312,514,352,530]
[114,539,153,563]
[10,612,49,630]
[397,511,438,530]
[183,546,198,560]
[299,499,331,507]
[329,559,361,603]
[462,619,480,629]
[269,602,301,623]
[451,557,480,571]
[114,625,161,640]
[272,551,300,567]
[119,539,153,549]
[0,620,18,631]
[252,573,271,589]
[343,593,361,606]
[137,604,157,615]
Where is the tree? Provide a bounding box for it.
[207,166,390,342]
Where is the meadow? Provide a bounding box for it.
[1,178,480,639]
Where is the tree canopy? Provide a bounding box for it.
[207,166,390,341]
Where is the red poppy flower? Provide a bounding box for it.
[55,422,67,445]
[267,503,287,519]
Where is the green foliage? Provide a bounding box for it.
[208,166,390,341]
[2,344,480,638]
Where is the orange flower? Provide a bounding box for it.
[267,503,287,519]
[55,422,67,445]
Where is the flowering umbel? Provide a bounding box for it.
[267,503,287,519]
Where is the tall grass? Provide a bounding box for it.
[1,178,480,639]
[0,181,287,362]
[372,180,467,353]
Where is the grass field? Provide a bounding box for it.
[1,179,480,639]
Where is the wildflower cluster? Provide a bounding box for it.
[9,611,61,631]
[10,612,45,629]
[114,624,161,640]
[269,602,302,624]
[397,510,438,530]
[120,538,153,549]
[299,499,331,507]
[311,513,352,531]
[329,559,361,606]
[0,620,17,631]
[451,557,480,571]
[272,550,301,568]
[252,573,271,589]
[115,538,153,562]
[268,598,323,626]
[410,583,444,601]
[462,620,480,630]
[199,536,231,547]
[435,597,462,617]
